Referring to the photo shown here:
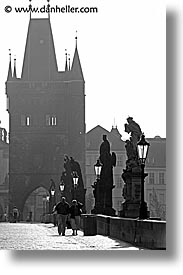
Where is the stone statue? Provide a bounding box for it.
[125,117,142,150]
[120,117,149,218]
[99,135,116,215]
[124,117,142,170]
[63,155,85,206]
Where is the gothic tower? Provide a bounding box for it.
[6,17,86,215]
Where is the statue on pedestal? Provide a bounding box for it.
[63,155,85,207]
[98,135,116,216]
[120,117,143,218]
[124,117,142,171]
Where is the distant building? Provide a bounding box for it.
[85,125,166,220]
[145,136,166,220]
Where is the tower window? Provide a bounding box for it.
[52,116,57,126]
[21,115,31,126]
[46,115,57,126]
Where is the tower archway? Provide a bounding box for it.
[22,187,49,222]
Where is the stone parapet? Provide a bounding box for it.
[82,214,166,249]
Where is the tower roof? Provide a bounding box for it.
[7,50,12,81]
[65,50,68,71]
[110,126,122,139]
[21,18,58,81]
[13,58,17,78]
[71,43,84,81]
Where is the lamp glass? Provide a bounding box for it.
[60,182,65,192]
[73,177,79,188]
[94,159,102,177]
[137,134,150,165]
[51,189,55,196]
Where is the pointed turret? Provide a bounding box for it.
[7,49,12,81]
[13,57,17,78]
[29,0,32,19]
[71,34,84,81]
[110,125,122,139]
[68,54,71,71]
[47,0,51,19]
[65,49,68,71]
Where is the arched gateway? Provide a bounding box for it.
[6,16,86,217]
[23,187,49,222]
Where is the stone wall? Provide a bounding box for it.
[81,214,166,249]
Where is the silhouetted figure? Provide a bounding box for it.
[53,196,70,236]
[69,199,83,236]
[12,206,19,223]
[98,135,116,215]
[29,211,32,222]
[124,117,142,170]
[125,117,142,150]
[60,171,67,183]
[63,155,85,206]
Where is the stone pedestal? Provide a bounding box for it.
[91,176,116,216]
[120,167,148,218]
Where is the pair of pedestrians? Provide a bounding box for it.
[53,197,83,236]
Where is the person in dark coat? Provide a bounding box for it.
[12,206,19,223]
[53,197,70,236]
[69,200,83,236]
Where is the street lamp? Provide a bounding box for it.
[72,171,79,199]
[50,187,55,197]
[137,133,150,219]
[94,159,102,179]
[49,179,56,213]
[91,159,102,213]
[46,195,49,213]
[59,180,65,193]
[42,195,46,215]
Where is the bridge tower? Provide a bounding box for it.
[6,17,86,216]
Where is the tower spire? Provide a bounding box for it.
[75,30,78,48]
[65,49,68,71]
[71,31,84,80]
[29,0,32,19]
[113,118,116,128]
[47,0,50,19]
[7,49,12,80]
[68,54,71,71]
[13,56,17,78]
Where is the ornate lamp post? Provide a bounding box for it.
[49,179,56,213]
[46,195,50,213]
[72,171,79,199]
[91,159,102,213]
[42,195,46,216]
[137,134,150,219]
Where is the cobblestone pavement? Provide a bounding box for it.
[0,222,142,250]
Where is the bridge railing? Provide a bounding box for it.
[81,214,166,250]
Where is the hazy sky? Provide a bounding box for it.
[0,0,167,138]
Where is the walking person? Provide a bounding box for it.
[69,200,83,236]
[53,197,70,236]
[12,206,19,223]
